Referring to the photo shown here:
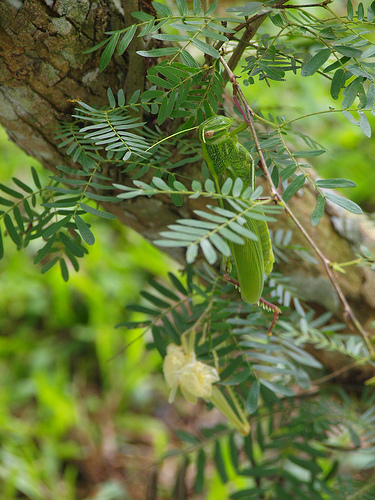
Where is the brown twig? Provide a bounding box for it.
[209,2,290,78]
[122,0,145,117]
[279,0,332,8]
[312,358,371,385]
[219,56,374,353]
[226,16,267,77]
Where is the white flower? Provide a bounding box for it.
[163,344,188,403]
[163,342,250,435]
[179,358,220,403]
[163,343,219,404]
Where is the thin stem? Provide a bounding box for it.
[218,1,290,80]
[313,357,371,385]
[219,56,374,353]
[279,0,332,8]
[332,258,365,269]
[108,274,222,362]
[246,27,287,81]
[278,108,361,128]
[145,126,198,151]
[346,473,375,500]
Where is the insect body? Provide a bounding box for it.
[198,115,279,332]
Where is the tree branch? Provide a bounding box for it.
[122,0,145,116]
[279,0,332,8]
[219,1,290,79]
[219,56,375,354]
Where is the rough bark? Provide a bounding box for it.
[1,0,375,363]
[0,0,182,243]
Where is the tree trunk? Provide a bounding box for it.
[1,0,375,357]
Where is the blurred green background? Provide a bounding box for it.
[0,126,178,499]
[1,21,375,498]
[248,66,375,211]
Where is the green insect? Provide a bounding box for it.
[198,115,280,334]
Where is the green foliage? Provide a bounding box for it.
[86,0,234,69]
[0,162,120,281]
[2,0,375,498]
[4,1,375,278]
[0,185,172,498]
[117,177,281,264]
[117,264,375,496]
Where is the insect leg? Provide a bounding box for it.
[259,298,281,336]
[223,273,240,289]
[223,274,281,336]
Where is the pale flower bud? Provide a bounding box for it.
[179,359,220,404]
[163,343,219,404]
[163,342,250,435]
[163,344,187,403]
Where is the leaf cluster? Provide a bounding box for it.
[124,269,375,497]
[1,0,375,497]
[0,156,117,281]
[86,0,236,71]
